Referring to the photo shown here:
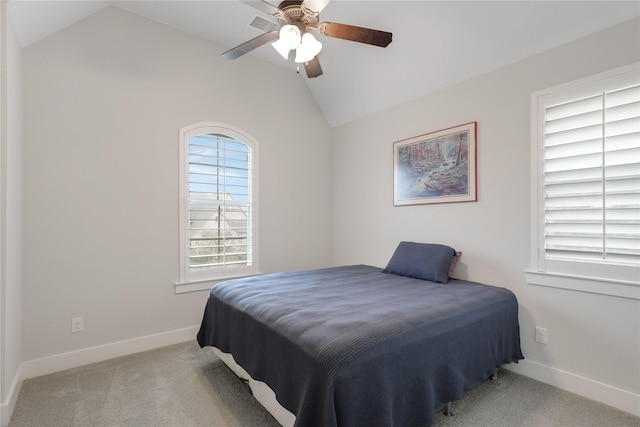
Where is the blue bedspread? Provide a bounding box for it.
[197,265,523,426]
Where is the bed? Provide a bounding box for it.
[197,242,524,427]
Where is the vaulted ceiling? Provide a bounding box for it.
[8,1,640,126]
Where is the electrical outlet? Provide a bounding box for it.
[71,317,84,333]
[535,326,548,344]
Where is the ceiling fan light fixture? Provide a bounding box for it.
[225,1,392,79]
[295,32,322,63]
[272,38,292,59]
[271,24,301,59]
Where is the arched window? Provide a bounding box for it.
[177,123,258,291]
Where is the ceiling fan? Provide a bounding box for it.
[222,0,393,78]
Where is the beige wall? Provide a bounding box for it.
[8,3,640,421]
[330,18,640,414]
[1,2,24,423]
[21,6,332,361]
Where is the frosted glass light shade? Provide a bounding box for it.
[272,38,292,59]
[295,32,322,63]
[271,24,301,59]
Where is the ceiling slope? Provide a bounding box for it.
[8,1,640,126]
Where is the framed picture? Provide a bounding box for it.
[393,122,477,206]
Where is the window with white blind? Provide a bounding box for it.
[177,123,258,291]
[529,63,640,294]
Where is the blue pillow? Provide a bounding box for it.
[383,241,457,283]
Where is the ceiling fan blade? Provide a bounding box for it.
[319,22,392,47]
[304,56,323,78]
[305,0,331,12]
[222,30,280,60]
[238,0,280,15]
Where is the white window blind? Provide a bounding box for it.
[188,133,253,271]
[178,123,258,290]
[542,80,640,267]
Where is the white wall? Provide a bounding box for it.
[330,18,640,415]
[11,3,640,421]
[0,2,24,424]
[21,6,331,364]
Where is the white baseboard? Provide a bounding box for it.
[22,325,200,379]
[1,362,23,427]
[1,325,200,427]
[505,358,640,417]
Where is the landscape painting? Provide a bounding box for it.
[394,122,477,206]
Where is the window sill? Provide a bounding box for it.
[525,270,640,300]
[174,273,261,294]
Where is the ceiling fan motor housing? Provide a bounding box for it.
[274,0,320,32]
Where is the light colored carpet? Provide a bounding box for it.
[9,341,640,427]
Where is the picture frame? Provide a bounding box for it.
[393,122,477,206]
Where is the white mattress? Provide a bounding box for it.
[211,347,296,427]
